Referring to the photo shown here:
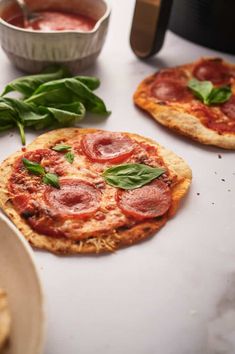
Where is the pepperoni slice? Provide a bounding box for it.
[44,179,101,218]
[81,132,135,163]
[151,80,191,101]
[193,59,230,85]
[220,95,235,119]
[117,179,171,220]
[11,194,32,215]
[189,103,235,133]
[156,69,188,82]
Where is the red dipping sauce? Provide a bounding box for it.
[7,10,96,31]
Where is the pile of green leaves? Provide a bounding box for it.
[0,67,109,145]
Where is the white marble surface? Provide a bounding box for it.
[0,1,235,353]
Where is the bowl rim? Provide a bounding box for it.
[0,212,45,354]
[0,0,111,35]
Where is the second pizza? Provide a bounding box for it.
[134,57,235,149]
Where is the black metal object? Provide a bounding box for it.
[169,0,235,54]
[130,0,235,58]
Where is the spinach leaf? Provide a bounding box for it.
[103,163,166,190]
[2,66,69,97]
[188,79,232,105]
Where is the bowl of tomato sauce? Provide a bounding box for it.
[0,0,111,73]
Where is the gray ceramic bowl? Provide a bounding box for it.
[0,0,111,73]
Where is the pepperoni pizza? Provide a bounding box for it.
[134,58,235,149]
[0,128,191,254]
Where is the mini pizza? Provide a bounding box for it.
[134,57,235,149]
[0,128,191,254]
[0,289,10,351]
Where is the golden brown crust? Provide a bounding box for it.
[0,128,192,254]
[134,58,235,149]
[0,289,10,350]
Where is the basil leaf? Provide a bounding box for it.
[42,173,60,188]
[75,76,100,91]
[0,71,109,144]
[188,79,232,105]
[207,86,232,104]
[0,124,14,132]
[22,158,45,175]
[32,78,110,115]
[65,79,110,115]
[2,66,69,97]
[25,87,74,106]
[22,158,60,188]
[103,163,165,190]
[188,79,213,104]
[52,144,72,152]
[16,121,26,145]
[65,152,74,164]
[45,103,85,126]
[4,98,49,126]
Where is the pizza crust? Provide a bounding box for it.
[0,289,10,351]
[134,59,235,150]
[0,128,192,254]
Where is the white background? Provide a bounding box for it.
[0,1,235,353]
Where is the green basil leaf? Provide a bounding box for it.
[0,72,109,145]
[188,79,232,106]
[3,97,49,126]
[188,79,213,104]
[207,86,232,104]
[2,66,69,97]
[45,102,85,126]
[25,87,74,106]
[16,121,26,145]
[75,76,100,91]
[42,173,60,189]
[52,144,72,152]
[0,124,14,132]
[103,163,166,190]
[65,152,74,164]
[65,79,110,115]
[22,158,45,175]
[0,100,17,119]
[32,78,110,115]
